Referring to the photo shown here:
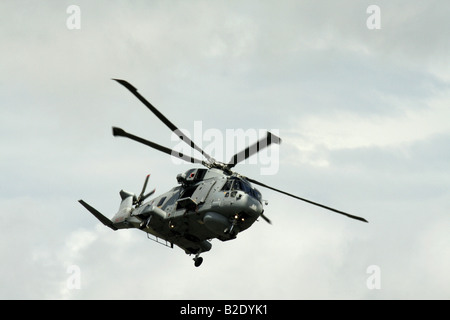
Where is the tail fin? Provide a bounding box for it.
[79,200,118,231]
[116,190,134,217]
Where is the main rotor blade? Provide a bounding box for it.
[246,177,368,223]
[260,212,272,225]
[112,127,205,165]
[227,131,281,169]
[113,79,214,163]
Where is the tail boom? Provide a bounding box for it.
[78,200,118,231]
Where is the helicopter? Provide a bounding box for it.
[79,79,368,267]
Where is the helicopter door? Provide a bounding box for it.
[191,180,216,204]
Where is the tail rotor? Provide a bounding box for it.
[134,174,155,207]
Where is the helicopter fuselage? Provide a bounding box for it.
[110,168,264,256]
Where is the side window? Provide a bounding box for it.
[156,197,166,207]
[221,180,232,191]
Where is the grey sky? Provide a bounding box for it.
[1,1,449,299]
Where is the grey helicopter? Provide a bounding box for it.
[79,79,368,267]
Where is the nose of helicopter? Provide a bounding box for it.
[246,194,272,224]
[237,192,265,225]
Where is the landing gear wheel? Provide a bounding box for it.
[194,257,203,267]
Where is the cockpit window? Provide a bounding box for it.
[221,179,233,191]
[221,178,262,203]
[232,179,251,193]
[231,180,242,191]
[250,187,262,203]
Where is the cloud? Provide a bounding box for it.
[284,89,450,168]
[0,1,449,300]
